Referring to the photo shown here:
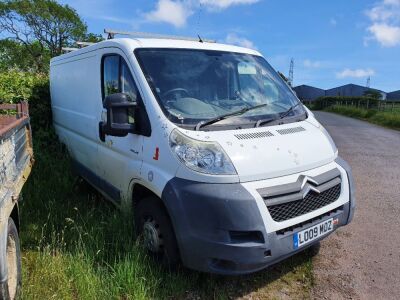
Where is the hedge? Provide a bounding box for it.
[0,71,51,131]
[312,96,379,110]
[325,105,400,130]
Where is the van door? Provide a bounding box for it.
[96,50,144,204]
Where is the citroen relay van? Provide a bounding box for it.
[50,33,355,274]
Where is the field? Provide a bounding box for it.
[19,129,315,300]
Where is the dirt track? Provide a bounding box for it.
[312,112,400,300]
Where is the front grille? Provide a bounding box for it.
[267,183,341,222]
[276,205,344,236]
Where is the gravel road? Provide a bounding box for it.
[311,112,400,300]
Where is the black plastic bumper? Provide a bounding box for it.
[161,170,355,275]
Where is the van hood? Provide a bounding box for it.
[183,119,337,182]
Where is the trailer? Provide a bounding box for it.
[0,102,33,299]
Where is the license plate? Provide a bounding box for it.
[293,218,334,249]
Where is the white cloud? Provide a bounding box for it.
[365,0,400,47]
[143,0,259,28]
[336,68,375,79]
[330,18,337,26]
[144,0,193,28]
[383,0,400,6]
[225,33,257,49]
[200,0,260,10]
[368,23,400,46]
[366,5,397,22]
[303,59,322,68]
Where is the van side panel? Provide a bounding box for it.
[50,53,101,175]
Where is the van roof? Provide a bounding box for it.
[51,37,262,63]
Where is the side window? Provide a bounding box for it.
[102,55,139,103]
[102,55,140,123]
[103,55,119,99]
[121,60,138,104]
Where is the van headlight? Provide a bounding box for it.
[169,129,237,175]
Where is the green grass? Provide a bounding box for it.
[20,130,314,299]
[325,105,400,130]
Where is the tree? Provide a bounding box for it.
[0,0,87,71]
[84,33,104,43]
[363,89,382,100]
[0,39,50,72]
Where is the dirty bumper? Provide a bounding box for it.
[162,177,352,275]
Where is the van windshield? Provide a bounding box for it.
[135,48,305,129]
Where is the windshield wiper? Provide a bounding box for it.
[195,104,267,131]
[255,102,303,127]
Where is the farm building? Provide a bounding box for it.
[387,90,400,101]
[325,84,386,100]
[293,85,325,101]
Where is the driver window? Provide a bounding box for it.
[121,60,138,104]
[103,55,119,100]
[102,54,139,123]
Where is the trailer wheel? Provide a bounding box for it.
[134,196,180,269]
[0,218,22,300]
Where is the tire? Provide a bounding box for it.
[0,218,22,300]
[134,196,180,269]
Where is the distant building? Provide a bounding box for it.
[387,90,400,101]
[325,84,386,100]
[293,85,325,101]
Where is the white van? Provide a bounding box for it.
[50,33,355,274]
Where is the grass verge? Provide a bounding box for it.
[20,130,314,299]
[324,105,400,130]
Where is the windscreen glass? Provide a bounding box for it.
[136,49,305,128]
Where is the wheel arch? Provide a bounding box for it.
[131,183,164,210]
[10,204,19,233]
[131,182,177,237]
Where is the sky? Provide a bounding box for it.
[60,0,400,92]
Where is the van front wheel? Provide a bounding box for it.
[134,197,180,269]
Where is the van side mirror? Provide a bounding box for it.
[99,93,136,141]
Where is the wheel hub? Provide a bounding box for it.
[143,220,162,253]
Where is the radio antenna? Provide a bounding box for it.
[196,2,203,41]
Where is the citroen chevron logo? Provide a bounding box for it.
[300,176,320,199]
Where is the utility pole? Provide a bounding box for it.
[288,58,294,87]
[366,76,370,88]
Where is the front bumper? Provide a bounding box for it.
[161,158,355,275]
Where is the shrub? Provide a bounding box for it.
[365,109,378,118]
[325,105,368,118]
[370,112,400,129]
[325,105,400,130]
[0,71,51,131]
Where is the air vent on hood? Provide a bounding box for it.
[234,131,274,140]
[276,126,305,135]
